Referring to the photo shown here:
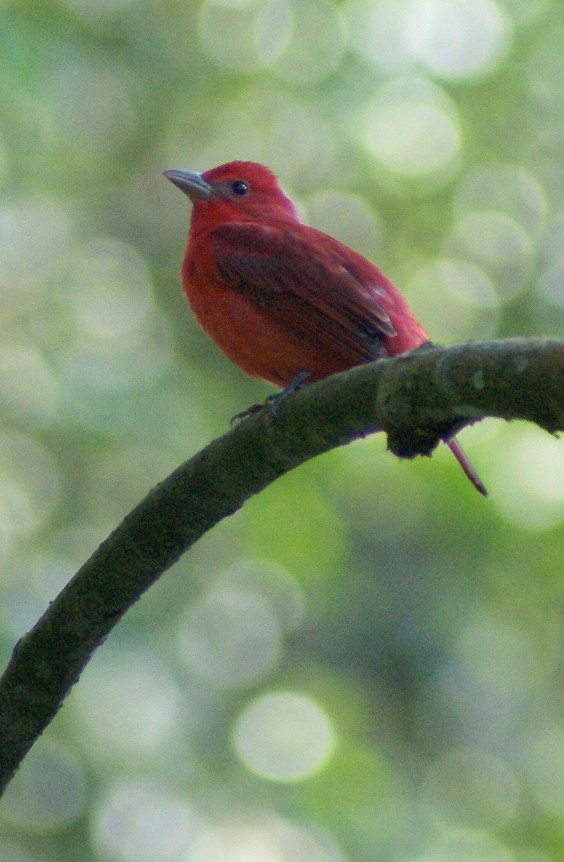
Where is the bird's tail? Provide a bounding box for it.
[446,437,488,497]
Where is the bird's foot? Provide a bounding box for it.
[230,370,310,423]
[230,402,264,424]
[264,370,310,415]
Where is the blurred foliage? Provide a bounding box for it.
[0,0,563,860]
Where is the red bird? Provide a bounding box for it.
[164,161,486,496]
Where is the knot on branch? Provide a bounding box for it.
[374,349,480,459]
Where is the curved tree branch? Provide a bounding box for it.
[0,337,562,793]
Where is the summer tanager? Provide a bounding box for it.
[164,161,486,496]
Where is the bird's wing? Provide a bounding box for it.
[208,222,397,363]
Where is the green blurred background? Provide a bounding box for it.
[1,0,563,859]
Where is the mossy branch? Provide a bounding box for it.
[0,337,562,793]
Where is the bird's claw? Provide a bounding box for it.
[264,370,310,415]
[230,370,310,424]
[230,402,264,424]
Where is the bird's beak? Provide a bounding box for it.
[163,169,212,201]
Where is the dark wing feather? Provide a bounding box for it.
[210,222,396,363]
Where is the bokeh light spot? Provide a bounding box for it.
[199,0,341,81]
[215,558,306,633]
[72,648,182,761]
[178,586,282,688]
[364,78,461,178]
[345,0,415,72]
[56,309,172,398]
[68,239,153,340]
[526,17,564,121]
[0,198,70,300]
[199,0,268,71]
[93,780,202,862]
[189,815,344,862]
[446,211,533,300]
[0,345,57,428]
[407,258,498,342]
[492,427,564,529]
[268,0,346,83]
[255,0,293,64]
[0,433,61,557]
[409,0,511,80]
[346,0,510,80]
[456,610,554,697]
[233,691,336,782]
[453,164,547,238]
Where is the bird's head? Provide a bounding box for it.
[164,161,300,234]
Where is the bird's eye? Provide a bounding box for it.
[231,180,248,196]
